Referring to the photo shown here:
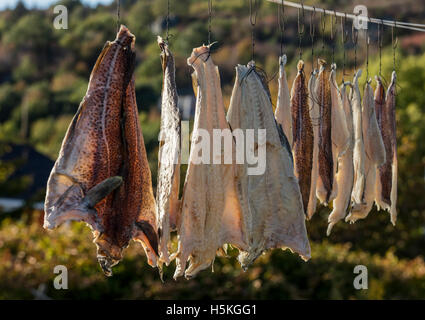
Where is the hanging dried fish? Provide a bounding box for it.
[351,70,367,208]
[156,37,181,266]
[307,69,319,219]
[227,61,310,270]
[172,45,248,279]
[346,79,385,223]
[315,59,334,205]
[44,26,159,276]
[327,81,354,235]
[375,72,398,225]
[290,60,313,215]
[275,54,293,147]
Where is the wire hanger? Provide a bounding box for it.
[352,16,359,73]
[320,9,326,60]
[392,20,398,72]
[277,0,285,56]
[331,9,337,64]
[297,1,305,61]
[366,17,370,82]
[310,7,316,69]
[249,0,259,62]
[116,0,121,32]
[341,13,349,81]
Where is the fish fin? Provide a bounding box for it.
[82,176,123,208]
[134,220,159,266]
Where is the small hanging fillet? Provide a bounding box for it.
[350,70,367,209]
[375,72,398,225]
[44,26,159,276]
[290,60,314,215]
[315,59,334,205]
[307,69,319,219]
[156,36,181,266]
[346,79,385,223]
[172,45,248,279]
[275,54,293,147]
[227,61,310,270]
[327,80,354,235]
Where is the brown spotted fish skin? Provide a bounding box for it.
[315,59,333,204]
[290,60,313,214]
[44,26,159,276]
[376,72,398,224]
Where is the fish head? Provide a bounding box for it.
[95,233,124,277]
[43,179,104,232]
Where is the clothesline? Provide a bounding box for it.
[267,0,425,33]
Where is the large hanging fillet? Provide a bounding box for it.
[315,60,349,205]
[327,79,354,235]
[172,45,248,279]
[275,54,293,147]
[346,79,386,223]
[290,60,314,215]
[43,26,159,276]
[350,70,367,208]
[156,37,181,266]
[307,68,319,219]
[227,61,310,270]
[375,72,398,225]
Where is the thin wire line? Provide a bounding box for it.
[366,17,370,81]
[266,0,425,32]
[297,2,305,61]
[249,0,259,62]
[310,7,316,68]
[341,13,349,81]
[378,19,383,77]
[352,17,358,72]
[331,9,337,64]
[166,0,170,42]
[277,0,285,56]
[208,0,212,46]
[320,10,326,61]
[392,20,398,72]
[116,0,121,32]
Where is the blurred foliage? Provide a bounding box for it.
[0,0,424,299]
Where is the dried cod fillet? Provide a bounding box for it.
[275,55,293,147]
[346,79,385,223]
[156,37,181,266]
[44,26,159,276]
[315,59,333,205]
[307,69,319,219]
[227,61,310,270]
[375,72,398,225]
[327,81,354,235]
[329,64,350,201]
[290,60,314,215]
[351,70,367,207]
[172,45,247,279]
